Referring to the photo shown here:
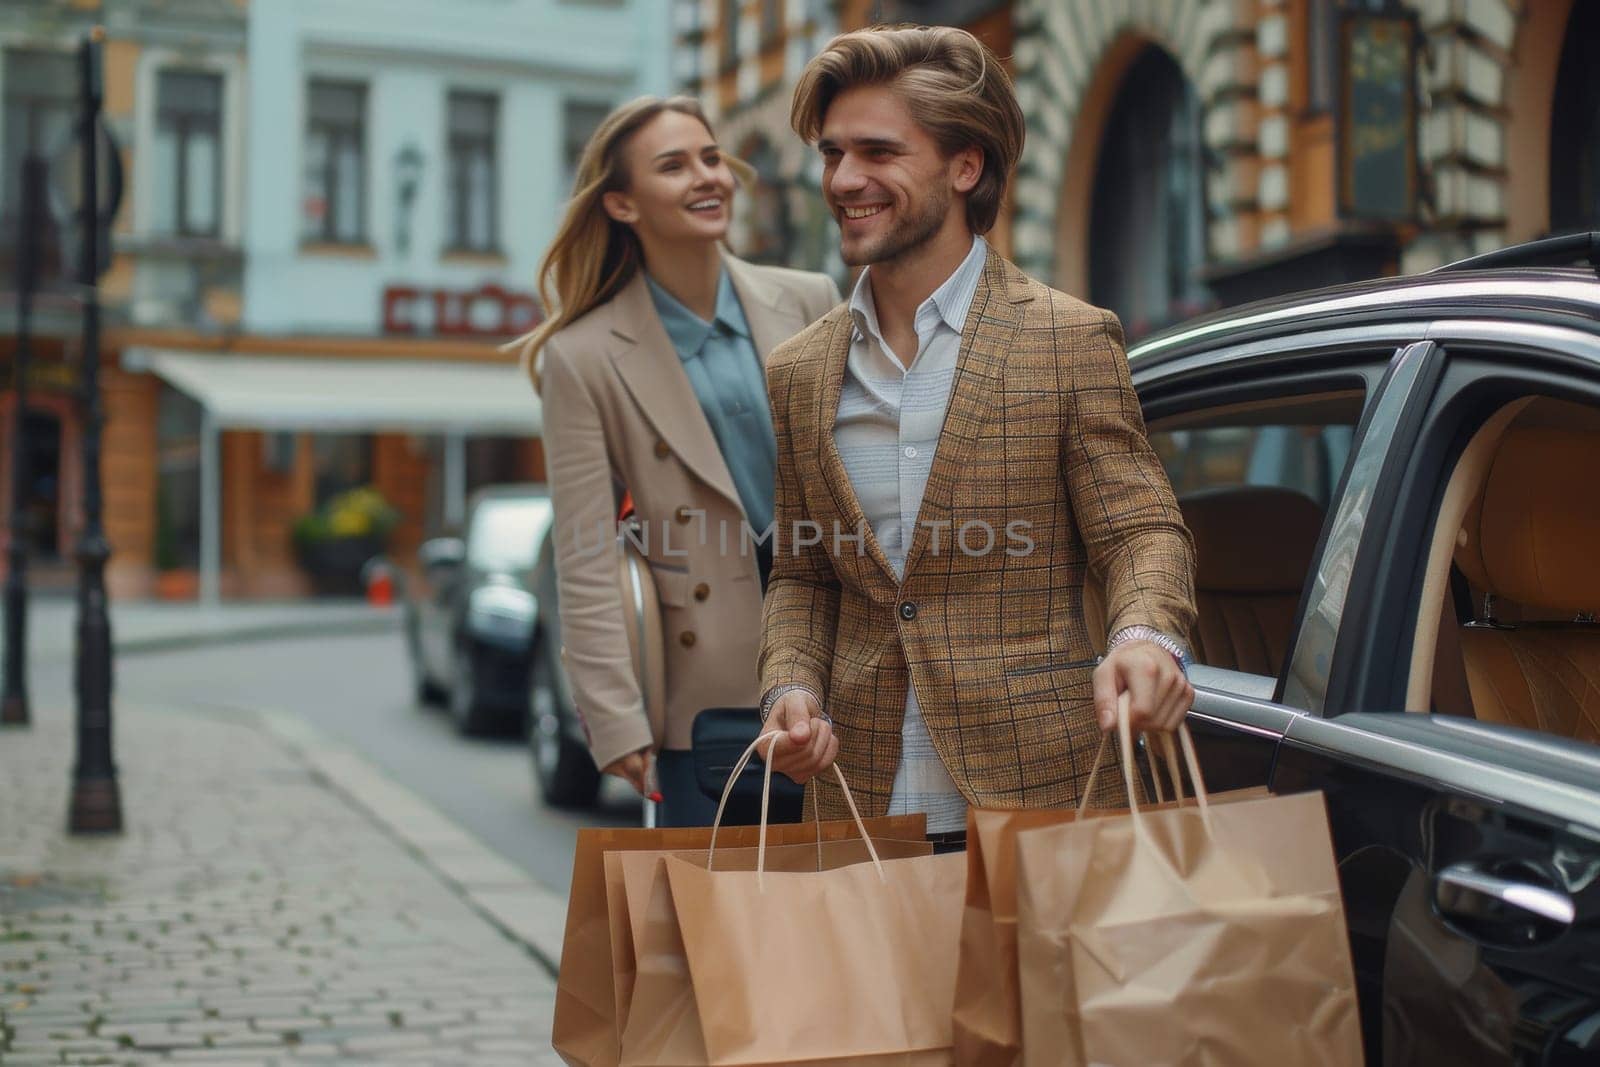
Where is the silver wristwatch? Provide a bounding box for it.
[1107,625,1192,674]
[759,684,825,724]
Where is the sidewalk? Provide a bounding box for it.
[0,701,566,1066]
[7,599,401,662]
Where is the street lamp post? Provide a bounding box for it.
[1,157,47,728]
[68,29,121,835]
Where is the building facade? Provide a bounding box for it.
[678,0,1599,341]
[2,0,671,601]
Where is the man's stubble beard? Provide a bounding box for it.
[840,183,951,268]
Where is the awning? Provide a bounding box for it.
[141,349,541,435]
[132,348,542,605]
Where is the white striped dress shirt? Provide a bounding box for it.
[833,236,988,834]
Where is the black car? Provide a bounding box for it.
[406,484,553,735]
[525,517,603,808]
[1121,232,1600,1064]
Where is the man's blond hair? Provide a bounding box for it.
[791,25,1024,235]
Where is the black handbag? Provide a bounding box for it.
[690,707,804,823]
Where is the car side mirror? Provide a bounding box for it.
[419,537,466,574]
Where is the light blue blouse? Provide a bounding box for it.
[645,270,776,537]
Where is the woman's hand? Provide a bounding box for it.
[603,748,655,796]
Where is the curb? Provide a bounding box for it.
[248,706,568,976]
[116,612,401,656]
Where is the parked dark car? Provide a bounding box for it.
[525,518,602,808]
[1121,233,1600,1064]
[406,484,553,735]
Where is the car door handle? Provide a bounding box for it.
[1436,861,1576,926]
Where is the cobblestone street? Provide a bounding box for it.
[0,705,561,1065]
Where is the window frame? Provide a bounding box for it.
[155,68,224,239]
[2,47,76,284]
[1134,333,1406,709]
[560,98,612,198]
[1322,322,1600,718]
[445,89,500,254]
[303,78,369,246]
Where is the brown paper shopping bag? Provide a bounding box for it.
[617,735,967,1066]
[604,836,935,1049]
[955,807,1086,1067]
[1014,697,1363,1067]
[556,815,927,1067]
[953,738,1267,1067]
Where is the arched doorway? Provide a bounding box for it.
[1549,1,1600,233]
[1087,46,1210,339]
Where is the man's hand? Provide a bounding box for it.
[1094,641,1194,733]
[757,689,837,784]
[603,748,655,796]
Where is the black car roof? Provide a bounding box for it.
[1129,265,1600,369]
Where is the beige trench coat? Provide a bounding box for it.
[539,254,840,772]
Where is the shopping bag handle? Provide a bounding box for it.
[1075,694,1213,836]
[1075,697,1179,817]
[708,732,884,887]
[1075,726,1177,819]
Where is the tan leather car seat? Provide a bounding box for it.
[1455,427,1600,741]
[1178,486,1325,675]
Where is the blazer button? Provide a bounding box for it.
[679,630,697,648]
[693,582,710,602]
[899,601,917,621]
[674,505,693,524]
[654,440,670,459]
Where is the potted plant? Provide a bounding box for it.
[292,486,401,597]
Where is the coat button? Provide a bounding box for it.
[693,582,710,602]
[899,601,917,621]
[679,630,697,648]
[654,440,670,458]
[674,505,693,524]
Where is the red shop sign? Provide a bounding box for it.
[382,283,542,337]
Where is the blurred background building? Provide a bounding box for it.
[1,0,670,601]
[4,0,1597,601]
[685,0,1599,339]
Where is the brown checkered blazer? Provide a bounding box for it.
[759,248,1196,820]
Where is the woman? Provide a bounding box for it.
[521,96,839,826]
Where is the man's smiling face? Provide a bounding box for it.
[817,85,968,267]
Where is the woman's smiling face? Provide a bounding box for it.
[605,109,736,249]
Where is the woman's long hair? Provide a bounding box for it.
[514,95,749,391]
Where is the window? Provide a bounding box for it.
[1152,422,1356,512]
[2,48,75,284]
[561,99,611,197]
[760,0,782,44]
[1307,0,1396,113]
[721,0,741,69]
[447,91,498,252]
[153,70,223,238]
[156,385,203,570]
[466,496,552,572]
[1549,1,1600,232]
[1088,46,1210,340]
[1144,390,1366,678]
[312,434,373,507]
[302,80,367,244]
[1409,395,1600,740]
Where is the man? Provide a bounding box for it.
[757,25,1197,837]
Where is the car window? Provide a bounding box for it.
[1152,424,1355,511]
[1407,395,1600,747]
[1143,392,1364,681]
[467,497,553,571]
